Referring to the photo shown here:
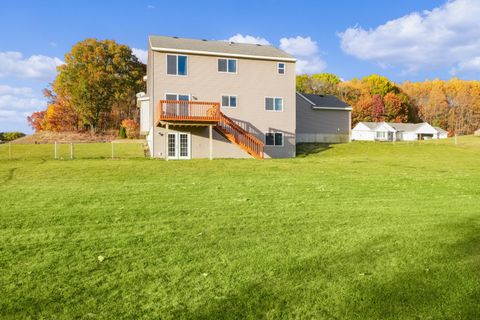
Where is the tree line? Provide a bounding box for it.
[28,39,145,136]
[297,73,480,134]
[27,39,480,136]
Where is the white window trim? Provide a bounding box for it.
[164,93,191,100]
[264,97,284,112]
[166,54,188,77]
[277,62,286,75]
[167,132,191,160]
[265,132,284,147]
[217,58,238,74]
[221,94,238,108]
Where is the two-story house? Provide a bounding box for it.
[138,35,297,159]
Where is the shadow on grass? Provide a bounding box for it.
[296,143,333,158]
[183,220,480,319]
[337,220,480,319]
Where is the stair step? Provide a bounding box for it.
[214,115,264,160]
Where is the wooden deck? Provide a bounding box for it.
[157,100,220,124]
[156,100,264,159]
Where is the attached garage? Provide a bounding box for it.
[296,93,352,143]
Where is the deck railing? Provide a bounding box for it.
[157,100,220,122]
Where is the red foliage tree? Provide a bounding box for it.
[371,94,385,122]
[27,111,47,132]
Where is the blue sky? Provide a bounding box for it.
[2,0,479,132]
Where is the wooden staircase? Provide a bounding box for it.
[215,112,264,159]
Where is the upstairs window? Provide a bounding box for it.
[265,97,283,111]
[218,58,237,73]
[221,95,237,108]
[167,55,188,76]
[265,132,284,146]
[278,62,286,75]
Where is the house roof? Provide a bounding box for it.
[297,93,352,110]
[359,122,381,130]
[149,35,296,62]
[387,122,423,132]
[434,126,448,134]
[356,122,442,133]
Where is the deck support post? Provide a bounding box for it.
[165,124,169,161]
[209,124,213,160]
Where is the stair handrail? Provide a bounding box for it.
[218,112,264,159]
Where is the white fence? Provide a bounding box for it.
[0,141,148,160]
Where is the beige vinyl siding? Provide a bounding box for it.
[150,50,296,158]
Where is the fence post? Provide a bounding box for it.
[8,142,11,160]
[111,141,114,159]
[54,141,58,160]
[70,143,74,160]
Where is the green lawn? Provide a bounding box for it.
[1,137,479,319]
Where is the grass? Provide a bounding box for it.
[0,141,145,160]
[0,136,479,319]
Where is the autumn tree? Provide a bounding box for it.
[362,74,398,97]
[352,95,374,125]
[296,73,341,95]
[383,92,409,123]
[371,95,385,121]
[54,38,145,132]
[27,111,46,132]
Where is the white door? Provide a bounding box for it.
[167,132,191,160]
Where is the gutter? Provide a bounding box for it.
[149,46,297,62]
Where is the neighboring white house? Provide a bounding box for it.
[474,129,480,137]
[351,122,396,141]
[434,127,449,139]
[352,122,448,141]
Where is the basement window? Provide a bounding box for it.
[265,132,284,146]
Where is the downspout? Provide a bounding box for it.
[151,50,155,158]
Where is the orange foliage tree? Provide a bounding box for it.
[121,119,139,139]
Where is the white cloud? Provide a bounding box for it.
[279,36,326,74]
[227,34,270,45]
[295,57,327,75]
[0,51,63,80]
[0,85,34,96]
[147,5,155,9]
[0,85,46,132]
[132,48,148,64]
[339,0,480,74]
[279,36,318,57]
[452,56,480,74]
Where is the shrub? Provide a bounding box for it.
[1,132,26,141]
[119,126,127,139]
[120,119,139,139]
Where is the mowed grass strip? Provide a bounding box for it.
[0,136,479,319]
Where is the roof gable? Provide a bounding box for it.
[149,35,295,62]
[353,122,396,132]
[353,122,373,131]
[297,92,351,110]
